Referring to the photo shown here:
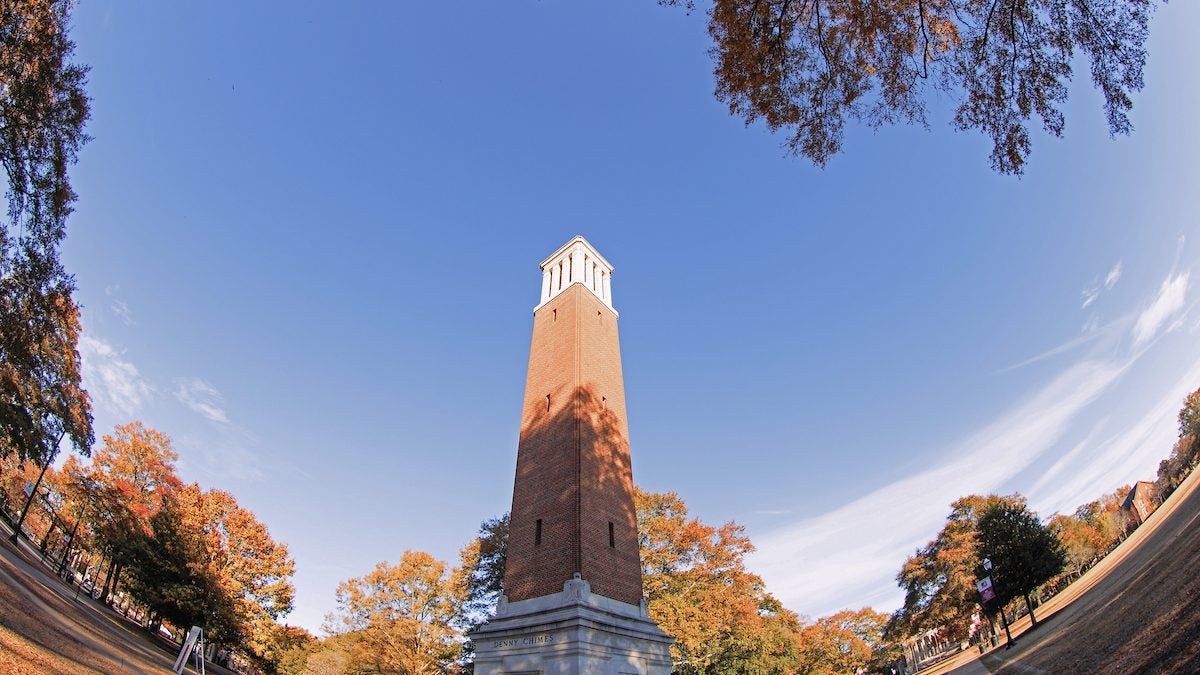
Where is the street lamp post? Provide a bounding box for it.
[8,431,65,545]
[981,557,1016,649]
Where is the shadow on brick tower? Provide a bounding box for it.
[469,236,672,674]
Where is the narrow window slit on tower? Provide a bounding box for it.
[609,521,615,548]
[546,394,551,412]
[535,519,543,545]
[602,396,607,409]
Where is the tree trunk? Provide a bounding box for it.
[1025,593,1038,626]
[38,523,53,552]
[99,557,115,603]
[1000,608,1015,648]
[110,564,121,600]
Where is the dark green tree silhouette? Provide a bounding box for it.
[458,512,508,633]
[976,500,1065,627]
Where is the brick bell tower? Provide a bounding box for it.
[470,236,672,675]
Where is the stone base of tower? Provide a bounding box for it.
[469,575,673,675]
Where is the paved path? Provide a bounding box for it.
[927,465,1200,674]
[0,517,234,674]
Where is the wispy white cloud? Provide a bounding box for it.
[1081,260,1123,309]
[1031,354,1200,516]
[172,381,273,482]
[1132,272,1190,347]
[1104,262,1123,290]
[104,285,135,326]
[1027,420,1108,503]
[174,378,229,424]
[176,425,265,482]
[751,263,1190,618]
[750,358,1127,616]
[993,317,1124,374]
[110,299,135,326]
[79,335,154,419]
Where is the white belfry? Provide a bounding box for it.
[535,235,616,314]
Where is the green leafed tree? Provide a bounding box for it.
[120,489,242,643]
[1180,388,1200,441]
[0,0,92,465]
[975,499,1065,626]
[457,513,508,633]
[1159,386,1200,494]
[660,0,1157,174]
[452,491,904,673]
[892,494,1022,641]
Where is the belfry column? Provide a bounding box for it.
[470,235,672,675]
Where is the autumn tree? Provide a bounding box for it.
[660,0,1156,175]
[1156,388,1200,497]
[87,422,182,603]
[1047,513,1104,579]
[797,608,896,674]
[325,550,463,674]
[975,500,1065,626]
[117,482,297,668]
[120,489,241,640]
[273,626,319,675]
[636,487,803,673]
[176,485,296,668]
[454,492,906,672]
[1156,435,1196,498]
[285,633,356,675]
[1180,388,1200,441]
[893,494,1022,641]
[1047,489,1124,583]
[1071,485,1128,547]
[0,0,92,465]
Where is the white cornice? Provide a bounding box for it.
[539,235,614,274]
[533,235,617,314]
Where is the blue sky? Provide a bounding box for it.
[62,2,1198,632]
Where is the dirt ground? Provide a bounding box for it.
[0,528,226,674]
[934,464,1200,674]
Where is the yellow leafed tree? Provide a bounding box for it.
[326,550,463,674]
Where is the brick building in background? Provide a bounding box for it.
[1123,480,1159,529]
[470,236,672,674]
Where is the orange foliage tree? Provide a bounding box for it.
[88,422,182,603]
[177,485,296,667]
[325,550,463,674]
[1048,512,1106,578]
[797,608,896,674]
[659,0,1157,174]
[1158,387,1200,497]
[636,487,803,672]
[893,494,1023,641]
